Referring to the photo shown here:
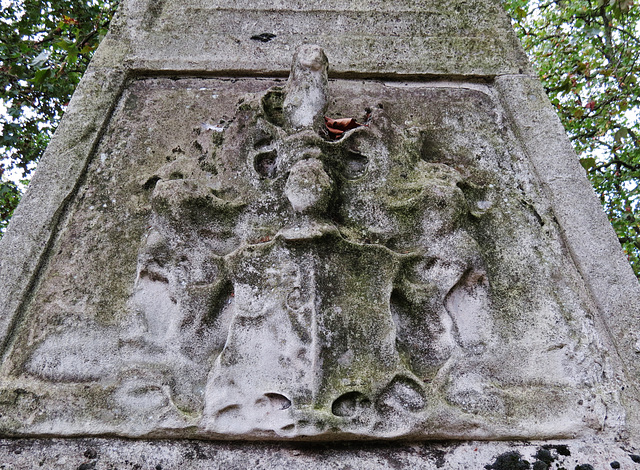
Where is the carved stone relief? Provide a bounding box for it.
[0,46,621,440]
[129,46,482,437]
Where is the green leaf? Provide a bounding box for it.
[615,128,629,144]
[580,157,597,170]
[55,38,74,51]
[30,67,52,86]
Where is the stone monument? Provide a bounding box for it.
[1,0,640,468]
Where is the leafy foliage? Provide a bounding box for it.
[0,178,21,233]
[0,0,118,235]
[503,0,640,276]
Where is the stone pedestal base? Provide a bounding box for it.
[0,438,638,470]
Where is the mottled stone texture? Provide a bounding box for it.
[0,74,620,440]
[0,438,637,470]
[98,0,530,76]
[1,0,640,465]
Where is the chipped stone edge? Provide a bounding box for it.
[494,74,640,444]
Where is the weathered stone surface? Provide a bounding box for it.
[1,0,640,465]
[0,438,637,469]
[0,69,625,441]
[99,0,530,77]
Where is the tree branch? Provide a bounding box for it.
[594,159,640,172]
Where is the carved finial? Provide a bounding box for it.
[283,44,329,131]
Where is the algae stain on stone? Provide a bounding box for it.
[8,47,617,441]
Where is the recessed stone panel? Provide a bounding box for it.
[0,72,619,440]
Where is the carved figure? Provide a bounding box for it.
[131,45,491,437]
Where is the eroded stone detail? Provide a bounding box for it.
[6,46,619,441]
[124,47,484,437]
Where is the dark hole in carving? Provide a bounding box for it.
[264,393,292,410]
[261,87,285,127]
[142,175,160,190]
[254,150,278,178]
[385,237,401,251]
[331,391,370,417]
[216,404,240,417]
[390,288,409,338]
[169,171,184,180]
[419,132,448,163]
[344,151,368,179]
[250,33,276,42]
[252,126,274,149]
[254,137,273,150]
[202,280,234,327]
